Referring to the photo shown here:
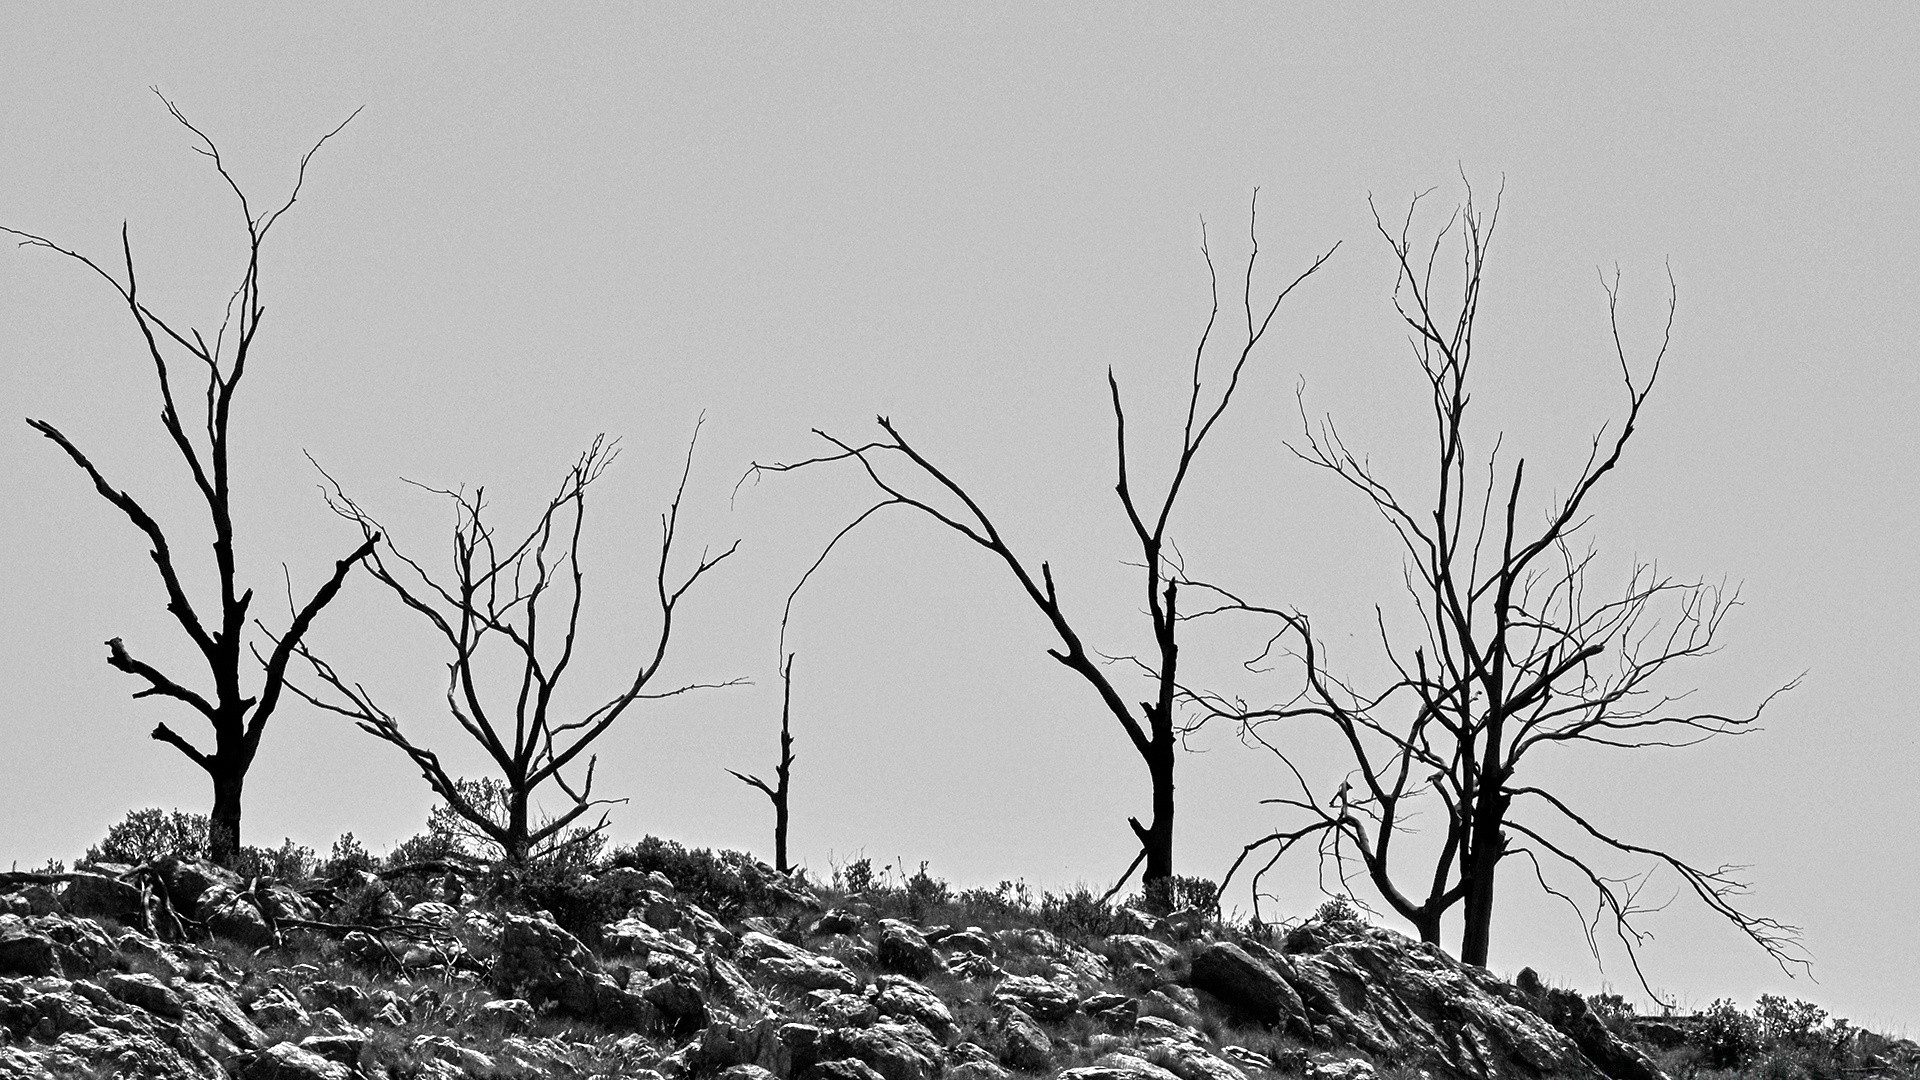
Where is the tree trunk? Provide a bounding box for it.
[773,792,789,874]
[1458,799,1508,966]
[1138,742,1176,910]
[208,771,244,868]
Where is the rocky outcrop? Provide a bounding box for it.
[0,852,1715,1080]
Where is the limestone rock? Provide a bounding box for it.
[878,919,944,976]
[872,974,954,1037]
[820,1018,947,1080]
[238,1040,353,1080]
[106,971,184,1018]
[997,1005,1053,1071]
[1188,942,1308,1029]
[990,974,1078,1021]
[740,930,860,993]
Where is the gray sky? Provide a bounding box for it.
[3,3,1915,1029]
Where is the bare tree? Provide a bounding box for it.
[751,198,1335,902]
[1191,187,1804,991]
[284,431,738,873]
[6,94,375,868]
[729,651,797,873]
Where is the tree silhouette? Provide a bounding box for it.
[752,197,1334,903]
[1191,187,1804,992]
[7,93,375,867]
[284,431,737,875]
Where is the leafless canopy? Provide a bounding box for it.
[7,90,373,867]
[284,429,739,869]
[747,194,1336,899]
[1186,186,1804,995]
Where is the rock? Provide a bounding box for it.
[872,974,954,1037]
[1136,1015,1201,1043]
[1060,1052,1184,1080]
[697,1013,792,1075]
[740,931,860,993]
[106,972,184,1018]
[1084,992,1134,1019]
[1306,1056,1377,1080]
[1543,988,1667,1080]
[1219,1047,1272,1072]
[153,856,240,915]
[1144,1040,1250,1080]
[997,1006,1053,1071]
[806,1059,889,1080]
[199,885,275,948]
[951,1062,1013,1080]
[298,1032,368,1066]
[239,1040,354,1080]
[477,997,536,1029]
[1106,934,1180,969]
[941,928,994,957]
[1188,942,1308,1029]
[251,985,311,1027]
[60,872,145,923]
[878,919,943,976]
[809,989,879,1027]
[820,1019,947,1080]
[414,1034,497,1072]
[181,981,266,1049]
[0,932,61,977]
[1276,927,1620,1080]
[644,973,710,1032]
[407,901,460,925]
[991,975,1078,1021]
[722,1066,780,1080]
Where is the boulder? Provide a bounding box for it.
[1143,1040,1250,1080]
[298,1032,369,1066]
[1106,934,1180,969]
[990,974,1078,1021]
[739,931,860,993]
[106,972,184,1019]
[878,919,943,976]
[1188,942,1307,1029]
[644,973,710,1032]
[820,1019,947,1080]
[997,1005,1053,1071]
[806,1059,889,1080]
[477,997,536,1029]
[1061,1052,1184,1080]
[1274,927,1620,1080]
[872,974,954,1037]
[60,873,145,923]
[1543,988,1668,1080]
[238,1041,354,1080]
[0,932,61,977]
[181,981,266,1049]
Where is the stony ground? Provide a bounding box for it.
[0,855,1911,1080]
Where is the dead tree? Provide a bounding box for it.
[1191,187,1805,992]
[6,94,375,868]
[751,197,1335,902]
[284,430,738,872]
[729,651,797,873]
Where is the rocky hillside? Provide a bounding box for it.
[0,854,1909,1080]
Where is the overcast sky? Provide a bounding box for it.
[3,3,1915,1030]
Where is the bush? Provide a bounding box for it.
[234,837,317,880]
[608,836,776,917]
[323,833,377,877]
[1699,998,1762,1069]
[1038,887,1130,939]
[83,808,208,866]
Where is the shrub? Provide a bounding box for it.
[1038,887,1131,939]
[608,836,776,917]
[904,861,951,920]
[235,837,317,880]
[83,808,208,866]
[1699,998,1762,1069]
[324,833,377,877]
